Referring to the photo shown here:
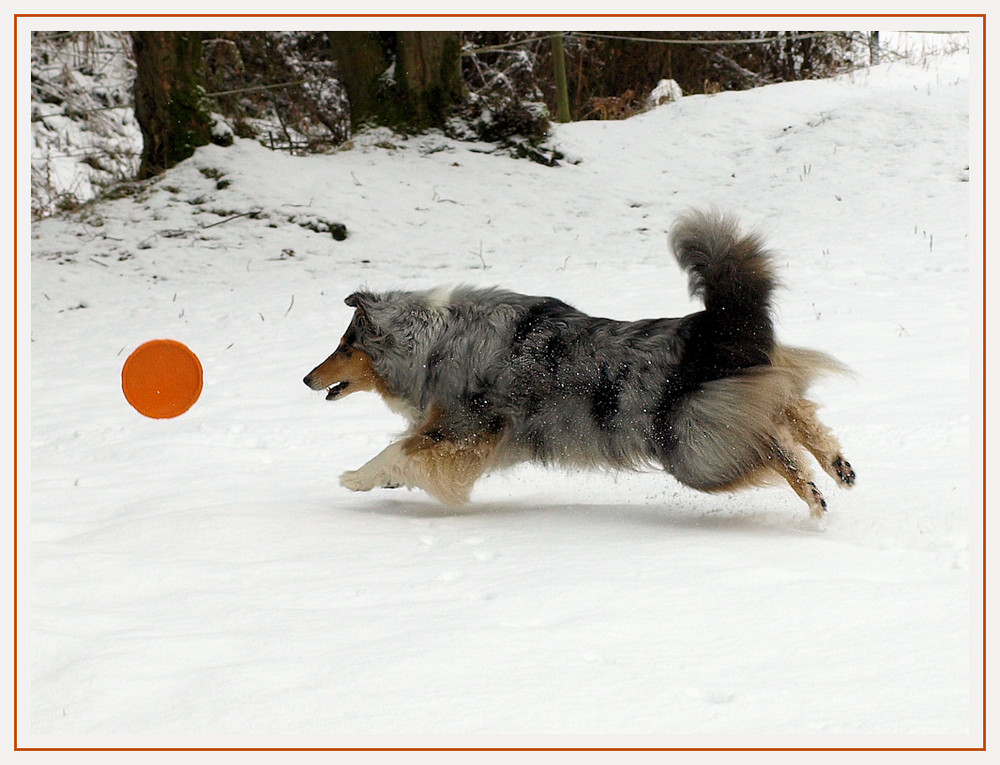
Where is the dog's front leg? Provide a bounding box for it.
[340,441,406,492]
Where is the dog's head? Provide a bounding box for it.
[303,292,391,401]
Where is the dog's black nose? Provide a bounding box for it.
[303,374,313,388]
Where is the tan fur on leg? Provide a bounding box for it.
[340,433,498,505]
[400,435,498,506]
[785,399,856,487]
[768,427,828,519]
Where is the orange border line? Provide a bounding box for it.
[13,11,18,756]
[15,13,987,753]
[982,13,988,754]
[12,12,991,18]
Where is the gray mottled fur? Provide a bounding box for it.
[312,210,854,514]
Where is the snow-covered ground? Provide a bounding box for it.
[23,48,979,748]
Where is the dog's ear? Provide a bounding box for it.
[345,291,373,311]
[344,291,380,336]
[345,291,378,323]
[344,290,398,352]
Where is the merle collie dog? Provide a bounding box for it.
[304,210,855,516]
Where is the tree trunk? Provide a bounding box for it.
[326,32,391,131]
[394,31,463,127]
[328,31,462,131]
[131,31,212,179]
[869,31,881,65]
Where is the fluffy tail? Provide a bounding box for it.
[669,210,778,376]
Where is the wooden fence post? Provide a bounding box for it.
[552,32,571,123]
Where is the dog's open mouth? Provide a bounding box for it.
[325,381,349,400]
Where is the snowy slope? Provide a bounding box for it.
[24,51,976,746]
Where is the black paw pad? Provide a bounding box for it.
[833,456,856,486]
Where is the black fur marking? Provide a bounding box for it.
[645,320,699,460]
[426,348,446,370]
[541,335,572,375]
[461,391,506,434]
[522,391,546,418]
[684,311,773,383]
[522,425,549,462]
[628,318,666,339]
[511,298,575,350]
[591,363,630,431]
[648,378,690,461]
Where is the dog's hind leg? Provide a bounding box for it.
[768,427,828,519]
[785,399,856,488]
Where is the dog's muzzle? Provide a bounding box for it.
[303,373,349,400]
[323,381,349,399]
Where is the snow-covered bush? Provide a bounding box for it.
[30,31,140,219]
[202,32,350,153]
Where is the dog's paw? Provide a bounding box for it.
[340,469,404,492]
[831,456,856,487]
[340,469,378,492]
[807,481,828,519]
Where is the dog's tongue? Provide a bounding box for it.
[326,382,349,400]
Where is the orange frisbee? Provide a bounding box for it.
[122,339,203,419]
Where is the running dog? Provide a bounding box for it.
[304,210,855,517]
